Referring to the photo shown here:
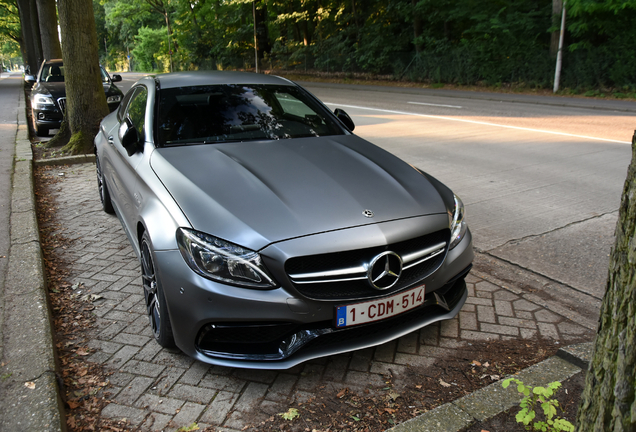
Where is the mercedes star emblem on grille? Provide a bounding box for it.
[363,209,374,218]
[367,251,403,290]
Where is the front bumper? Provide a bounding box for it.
[32,106,63,128]
[153,220,474,369]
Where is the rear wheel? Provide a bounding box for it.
[141,232,176,348]
[95,156,115,214]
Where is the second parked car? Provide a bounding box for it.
[27,59,124,136]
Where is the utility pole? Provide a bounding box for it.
[553,1,566,93]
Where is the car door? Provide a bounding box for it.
[106,85,149,241]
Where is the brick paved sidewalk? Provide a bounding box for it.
[44,163,595,432]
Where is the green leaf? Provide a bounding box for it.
[177,423,199,432]
[278,408,300,421]
[351,415,360,421]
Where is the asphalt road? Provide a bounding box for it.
[0,73,22,351]
[299,82,635,301]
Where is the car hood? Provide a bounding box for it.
[150,135,448,250]
[34,81,66,98]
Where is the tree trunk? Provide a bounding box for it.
[28,0,43,65]
[16,0,41,71]
[35,0,62,60]
[576,131,636,431]
[550,0,563,58]
[57,0,109,154]
[255,2,270,57]
[412,0,423,53]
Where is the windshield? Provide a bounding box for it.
[156,84,345,146]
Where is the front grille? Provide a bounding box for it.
[57,97,67,117]
[285,229,449,300]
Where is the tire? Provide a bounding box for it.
[35,125,49,137]
[95,156,115,214]
[141,232,176,349]
[33,115,49,137]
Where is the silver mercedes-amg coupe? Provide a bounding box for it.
[94,71,473,369]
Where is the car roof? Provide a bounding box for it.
[153,71,296,89]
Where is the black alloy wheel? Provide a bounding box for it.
[141,232,175,348]
[95,156,115,214]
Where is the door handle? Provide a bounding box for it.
[108,136,114,145]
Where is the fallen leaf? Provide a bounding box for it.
[387,390,400,401]
[471,360,482,367]
[25,381,36,390]
[439,379,451,388]
[76,348,90,356]
[483,362,490,367]
[68,400,81,409]
[278,408,300,421]
[336,388,347,398]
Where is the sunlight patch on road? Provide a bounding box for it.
[325,102,631,144]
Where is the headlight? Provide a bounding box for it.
[33,93,54,108]
[107,95,121,103]
[176,228,277,288]
[449,194,467,250]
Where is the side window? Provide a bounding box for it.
[126,87,148,134]
[117,89,136,121]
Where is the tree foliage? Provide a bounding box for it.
[87,0,636,90]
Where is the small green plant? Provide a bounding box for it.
[502,378,574,432]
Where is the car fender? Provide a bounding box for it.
[134,146,191,254]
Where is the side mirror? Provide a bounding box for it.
[24,74,36,84]
[334,108,355,132]
[111,74,122,82]
[119,117,142,156]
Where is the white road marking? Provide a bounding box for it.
[408,101,462,109]
[325,102,631,144]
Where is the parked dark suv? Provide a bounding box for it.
[27,59,124,136]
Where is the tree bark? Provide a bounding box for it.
[35,0,62,60]
[576,131,636,431]
[57,0,109,154]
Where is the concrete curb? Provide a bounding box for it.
[0,89,65,431]
[387,342,592,432]
[34,154,95,167]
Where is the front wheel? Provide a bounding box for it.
[95,156,115,214]
[141,232,176,348]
